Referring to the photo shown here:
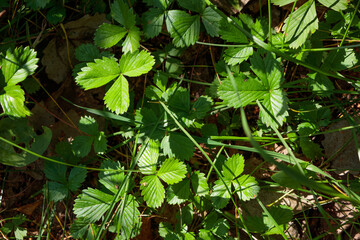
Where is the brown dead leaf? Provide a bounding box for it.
[42,13,108,84]
[16,200,42,216]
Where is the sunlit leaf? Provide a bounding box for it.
[161,133,195,160]
[119,50,155,77]
[167,10,200,47]
[99,160,126,195]
[0,85,31,117]
[190,171,209,196]
[138,140,159,175]
[104,75,129,114]
[283,0,318,48]
[1,46,38,85]
[218,74,266,108]
[318,0,347,11]
[210,179,232,209]
[259,89,289,127]
[223,47,253,66]
[122,25,140,53]
[140,175,165,208]
[201,7,221,37]
[222,154,245,180]
[114,195,141,238]
[75,57,120,90]
[167,178,190,204]
[94,23,127,48]
[74,188,114,222]
[158,158,187,184]
[233,175,260,201]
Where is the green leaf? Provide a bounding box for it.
[259,89,289,127]
[283,0,318,48]
[199,230,216,239]
[135,107,165,140]
[167,178,190,204]
[27,137,49,162]
[239,15,268,41]
[115,195,141,239]
[122,25,141,53]
[158,158,187,184]
[68,167,87,192]
[271,0,295,6]
[177,0,206,13]
[26,127,51,164]
[297,122,323,160]
[78,116,99,136]
[322,48,358,71]
[75,44,101,62]
[296,102,331,127]
[140,175,165,208]
[25,0,50,9]
[233,175,260,201]
[167,10,200,47]
[0,123,51,166]
[318,0,347,11]
[161,133,195,160]
[70,218,90,239]
[144,0,172,9]
[1,46,38,85]
[48,181,68,202]
[201,7,221,37]
[168,87,190,113]
[219,18,248,43]
[94,23,127,49]
[245,216,268,233]
[203,212,230,238]
[176,203,193,227]
[223,47,253,66]
[119,50,155,77]
[138,139,159,175]
[104,75,129,115]
[222,154,245,180]
[99,160,126,195]
[111,0,136,28]
[158,222,173,239]
[263,205,293,235]
[143,8,165,38]
[190,95,212,119]
[190,171,209,196]
[217,74,266,108]
[94,131,107,154]
[46,6,65,25]
[44,162,67,183]
[21,77,40,94]
[14,227,27,240]
[72,135,93,157]
[74,188,114,222]
[250,52,283,89]
[210,179,232,209]
[75,57,120,90]
[271,167,303,189]
[307,72,334,97]
[0,85,30,117]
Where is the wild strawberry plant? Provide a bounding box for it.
[1,0,360,239]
